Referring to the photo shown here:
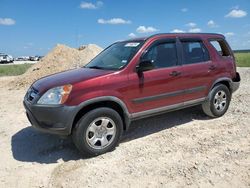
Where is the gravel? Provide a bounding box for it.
[0,68,249,188]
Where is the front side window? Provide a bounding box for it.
[85,41,143,70]
[141,42,178,69]
[181,41,210,64]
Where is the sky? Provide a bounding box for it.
[0,0,250,57]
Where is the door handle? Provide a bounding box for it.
[169,71,181,76]
[209,65,216,70]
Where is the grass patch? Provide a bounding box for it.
[0,63,33,76]
[235,52,250,67]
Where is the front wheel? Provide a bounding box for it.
[72,107,123,156]
[202,84,231,117]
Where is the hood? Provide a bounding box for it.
[32,68,114,93]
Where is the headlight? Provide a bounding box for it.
[37,84,72,105]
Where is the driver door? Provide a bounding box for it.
[126,39,185,113]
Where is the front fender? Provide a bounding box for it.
[69,94,132,132]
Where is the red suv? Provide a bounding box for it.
[23,33,240,156]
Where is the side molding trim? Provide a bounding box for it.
[132,86,206,104]
[131,97,206,120]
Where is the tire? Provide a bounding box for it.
[72,107,123,157]
[202,84,231,117]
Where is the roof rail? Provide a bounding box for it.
[145,33,224,40]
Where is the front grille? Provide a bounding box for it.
[26,87,39,102]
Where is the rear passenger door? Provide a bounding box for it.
[178,38,215,102]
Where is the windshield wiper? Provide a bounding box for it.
[86,66,104,69]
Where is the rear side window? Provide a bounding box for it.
[181,41,210,64]
[142,42,178,68]
[209,40,232,57]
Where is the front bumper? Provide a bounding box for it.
[23,100,77,136]
[231,72,241,93]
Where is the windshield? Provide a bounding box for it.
[85,41,143,70]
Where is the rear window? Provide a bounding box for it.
[181,41,210,64]
[209,40,232,57]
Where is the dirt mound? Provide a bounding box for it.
[13,44,103,88]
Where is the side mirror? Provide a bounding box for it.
[136,60,154,73]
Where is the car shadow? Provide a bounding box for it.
[11,106,209,164]
[11,127,82,163]
[122,105,209,142]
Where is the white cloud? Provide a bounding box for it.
[80,1,103,9]
[186,22,196,27]
[136,26,159,33]
[171,29,185,33]
[0,18,15,25]
[207,20,218,28]
[225,9,247,18]
[224,32,235,37]
[128,33,136,38]
[98,18,131,24]
[80,2,95,9]
[181,8,188,12]
[189,28,202,32]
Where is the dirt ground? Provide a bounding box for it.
[0,68,249,188]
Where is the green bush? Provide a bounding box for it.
[235,53,250,67]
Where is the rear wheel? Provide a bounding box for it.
[72,107,123,156]
[202,84,231,117]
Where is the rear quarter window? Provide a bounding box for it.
[209,39,232,57]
